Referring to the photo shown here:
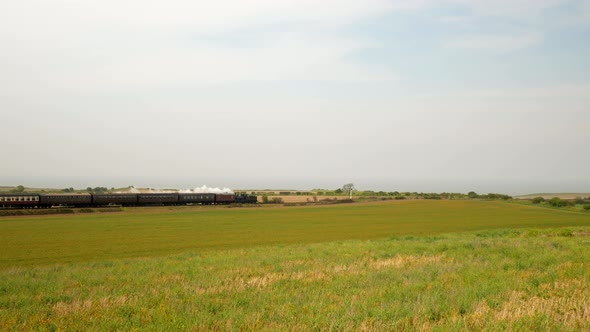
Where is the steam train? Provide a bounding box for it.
[0,192,258,208]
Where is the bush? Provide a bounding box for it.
[335,199,354,204]
[583,204,590,211]
[97,208,123,213]
[531,197,545,204]
[548,197,568,208]
[283,202,307,207]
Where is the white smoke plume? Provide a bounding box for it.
[116,185,233,194]
[180,185,234,194]
[147,188,177,193]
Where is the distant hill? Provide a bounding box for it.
[515,193,590,200]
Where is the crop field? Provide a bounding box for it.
[1,200,590,330]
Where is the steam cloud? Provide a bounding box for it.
[118,185,234,194]
[180,185,234,194]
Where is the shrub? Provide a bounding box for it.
[531,197,545,204]
[548,197,568,208]
[583,204,590,211]
[97,208,123,213]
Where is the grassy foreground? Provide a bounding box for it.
[1,201,590,330]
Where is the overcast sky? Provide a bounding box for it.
[1,0,589,194]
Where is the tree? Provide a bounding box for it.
[548,197,567,208]
[467,191,479,199]
[531,197,545,204]
[342,183,355,199]
[15,185,25,193]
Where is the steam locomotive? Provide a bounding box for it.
[0,192,258,208]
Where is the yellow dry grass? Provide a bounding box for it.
[53,296,136,317]
[187,254,444,295]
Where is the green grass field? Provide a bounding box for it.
[1,200,590,330]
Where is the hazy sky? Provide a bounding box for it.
[1,0,589,194]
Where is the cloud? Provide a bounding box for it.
[0,0,399,95]
[450,0,566,18]
[445,32,543,53]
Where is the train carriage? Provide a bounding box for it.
[92,194,138,206]
[39,194,92,207]
[137,193,179,205]
[178,193,216,205]
[215,194,236,204]
[0,194,40,208]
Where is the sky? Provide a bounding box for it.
[1,0,589,195]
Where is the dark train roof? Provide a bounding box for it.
[39,193,91,196]
[0,193,41,196]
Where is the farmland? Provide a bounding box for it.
[1,200,590,330]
